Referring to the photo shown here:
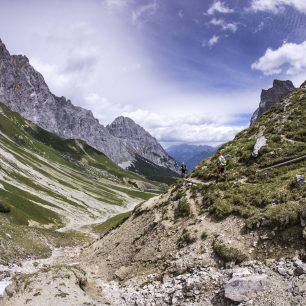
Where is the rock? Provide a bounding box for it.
[300,216,306,227]
[224,274,268,302]
[250,80,295,125]
[300,80,306,89]
[115,266,130,281]
[294,260,306,275]
[296,174,305,183]
[252,136,267,157]
[277,267,287,276]
[0,38,179,174]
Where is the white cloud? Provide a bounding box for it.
[123,109,245,145]
[132,2,158,26]
[251,41,306,75]
[210,18,238,32]
[208,35,220,47]
[249,0,306,14]
[254,21,265,33]
[207,1,234,15]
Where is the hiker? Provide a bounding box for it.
[216,151,227,182]
[181,162,187,178]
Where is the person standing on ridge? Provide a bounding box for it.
[216,151,227,182]
[181,162,187,178]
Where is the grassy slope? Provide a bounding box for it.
[0,102,160,263]
[190,87,306,229]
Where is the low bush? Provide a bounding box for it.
[174,198,191,218]
[213,242,247,263]
[177,229,196,248]
[0,203,11,213]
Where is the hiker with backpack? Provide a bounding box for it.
[216,151,227,182]
[181,162,187,178]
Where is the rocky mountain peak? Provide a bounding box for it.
[0,37,179,178]
[107,116,180,173]
[107,116,151,139]
[300,80,306,89]
[250,79,296,125]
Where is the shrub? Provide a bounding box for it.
[209,199,233,219]
[271,134,282,143]
[174,198,190,218]
[201,231,208,240]
[0,203,11,213]
[177,229,196,248]
[172,190,184,201]
[213,242,247,263]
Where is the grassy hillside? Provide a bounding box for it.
[84,86,306,282]
[191,87,305,230]
[0,102,160,263]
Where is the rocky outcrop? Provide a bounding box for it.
[107,116,180,172]
[0,39,129,163]
[300,81,306,89]
[0,38,178,173]
[250,80,295,125]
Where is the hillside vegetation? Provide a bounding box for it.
[0,103,160,263]
[192,87,306,231]
[82,84,306,287]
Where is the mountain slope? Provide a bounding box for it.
[0,38,178,179]
[0,102,160,264]
[2,83,305,306]
[70,81,305,305]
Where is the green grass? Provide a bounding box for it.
[213,241,247,264]
[185,88,306,232]
[174,198,191,219]
[92,211,132,234]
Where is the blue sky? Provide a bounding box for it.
[0,0,306,146]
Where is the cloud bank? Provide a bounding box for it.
[249,0,306,14]
[251,41,306,75]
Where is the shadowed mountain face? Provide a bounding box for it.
[0,38,179,178]
[250,80,296,125]
[166,144,216,170]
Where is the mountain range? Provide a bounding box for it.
[166,144,217,171]
[0,38,179,181]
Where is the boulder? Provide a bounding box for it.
[224,274,267,302]
[252,136,267,157]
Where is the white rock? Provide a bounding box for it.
[224,274,268,302]
[252,136,267,157]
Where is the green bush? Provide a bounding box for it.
[177,229,196,248]
[172,190,184,201]
[201,231,208,240]
[0,203,11,213]
[209,199,233,219]
[174,198,190,218]
[213,242,247,263]
[271,134,282,143]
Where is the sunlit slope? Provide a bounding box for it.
[0,103,159,262]
[192,86,306,230]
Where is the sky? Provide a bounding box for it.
[0,0,306,147]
